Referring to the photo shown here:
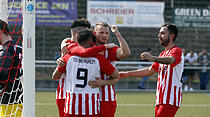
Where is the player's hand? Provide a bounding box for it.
[88,78,105,88]
[140,52,154,62]
[56,57,65,68]
[110,25,118,33]
[119,71,129,79]
[104,43,118,49]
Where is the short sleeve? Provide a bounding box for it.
[152,62,159,72]
[66,39,74,44]
[57,54,70,73]
[107,47,119,61]
[170,47,182,66]
[96,55,115,75]
[67,43,78,53]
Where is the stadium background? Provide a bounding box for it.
[35,0,210,60]
[9,0,209,89]
[26,0,209,90]
[2,0,209,117]
[29,0,210,117]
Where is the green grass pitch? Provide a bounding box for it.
[36,91,210,117]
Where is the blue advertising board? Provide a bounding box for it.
[8,0,77,26]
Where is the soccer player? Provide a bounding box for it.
[52,29,119,117]
[56,18,117,117]
[60,18,92,55]
[56,18,92,117]
[0,19,23,116]
[88,22,130,117]
[120,23,184,117]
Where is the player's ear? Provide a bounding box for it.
[170,33,175,40]
[93,31,96,36]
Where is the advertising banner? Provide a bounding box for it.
[8,0,77,26]
[87,0,165,27]
[172,8,210,28]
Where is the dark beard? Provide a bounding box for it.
[160,36,170,46]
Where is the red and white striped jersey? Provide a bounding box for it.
[65,93,100,115]
[56,73,66,99]
[152,46,184,107]
[99,47,119,102]
[56,40,106,100]
[56,39,75,100]
[58,54,115,115]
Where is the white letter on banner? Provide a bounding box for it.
[203,9,210,16]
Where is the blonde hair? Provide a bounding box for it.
[94,22,109,30]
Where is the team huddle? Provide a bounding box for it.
[52,18,184,117]
[52,18,130,117]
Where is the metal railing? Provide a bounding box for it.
[35,60,210,70]
[35,60,210,92]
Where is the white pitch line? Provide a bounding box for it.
[35,103,210,107]
[182,104,210,107]
[118,104,210,107]
[36,103,56,106]
[118,104,154,107]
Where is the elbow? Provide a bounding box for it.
[124,49,131,58]
[111,69,119,79]
[120,51,131,59]
[112,74,119,79]
[126,50,131,57]
[115,70,120,79]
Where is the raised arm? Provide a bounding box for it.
[111,25,131,60]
